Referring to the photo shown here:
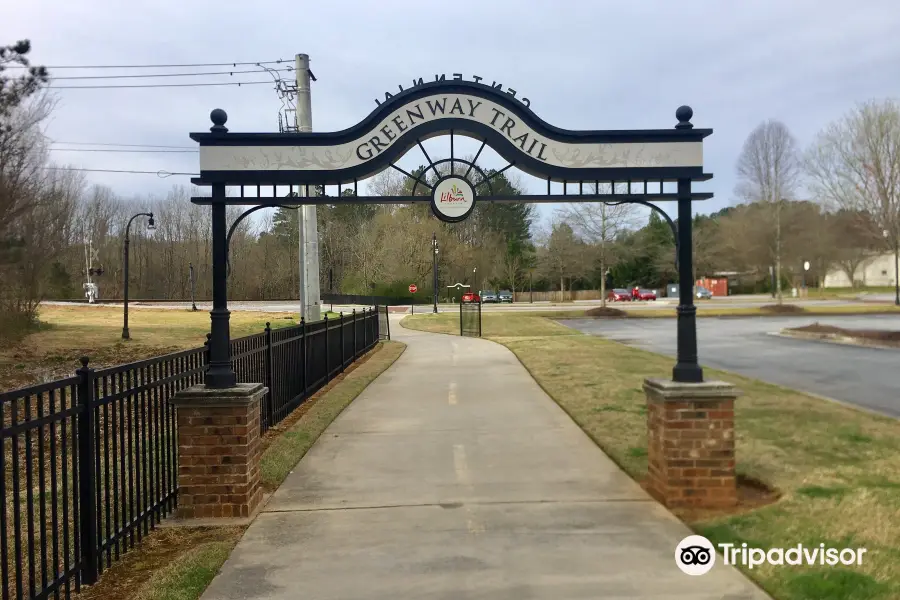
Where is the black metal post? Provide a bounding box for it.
[189,262,197,311]
[301,317,308,397]
[672,178,703,383]
[339,312,345,372]
[206,184,236,388]
[432,232,438,313]
[324,314,330,379]
[530,271,533,303]
[122,236,130,339]
[477,300,482,337]
[352,309,357,358]
[264,322,274,428]
[122,212,153,339]
[76,357,99,585]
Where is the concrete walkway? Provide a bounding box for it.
[200,318,769,599]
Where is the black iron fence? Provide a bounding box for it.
[460,301,482,337]
[1,306,386,600]
[321,293,411,306]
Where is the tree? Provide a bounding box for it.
[0,40,47,129]
[735,119,801,304]
[557,194,640,306]
[539,222,588,296]
[806,99,900,302]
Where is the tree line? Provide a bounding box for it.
[3,38,899,339]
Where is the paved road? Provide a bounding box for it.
[199,318,768,599]
[560,315,900,418]
[47,296,869,314]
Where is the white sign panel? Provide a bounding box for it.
[200,92,703,174]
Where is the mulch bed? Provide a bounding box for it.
[760,304,806,314]
[584,306,628,318]
[788,323,900,347]
[77,527,244,600]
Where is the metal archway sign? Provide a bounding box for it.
[189,78,713,389]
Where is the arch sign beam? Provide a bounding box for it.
[190,77,712,390]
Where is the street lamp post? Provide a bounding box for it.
[189,262,198,311]
[122,212,155,339]
[432,232,439,313]
[802,260,810,295]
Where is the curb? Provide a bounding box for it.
[771,330,900,351]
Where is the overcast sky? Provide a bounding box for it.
[9,0,900,225]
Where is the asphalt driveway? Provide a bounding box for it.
[559,315,900,418]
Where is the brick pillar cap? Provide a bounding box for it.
[171,382,267,408]
[644,378,739,402]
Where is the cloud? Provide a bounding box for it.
[8,0,900,224]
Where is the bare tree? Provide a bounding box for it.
[557,186,640,306]
[736,119,801,303]
[806,99,900,303]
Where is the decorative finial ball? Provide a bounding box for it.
[676,105,693,124]
[210,108,228,127]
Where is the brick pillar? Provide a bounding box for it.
[171,382,267,520]
[643,378,739,508]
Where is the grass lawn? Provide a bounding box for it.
[0,305,302,391]
[402,312,900,600]
[78,340,405,600]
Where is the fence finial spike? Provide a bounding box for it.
[265,321,271,329]
[79,356,90,368]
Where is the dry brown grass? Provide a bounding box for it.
[402,313,900,600]
[1,305,299,391]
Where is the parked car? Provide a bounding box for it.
[481,290,498,303]
[608,289,633,302]
[695,286,713,300]
[498,290,513,303]
[461,291,481,303]
[634,289,657,301]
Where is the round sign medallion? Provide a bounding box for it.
[431,176,476,223]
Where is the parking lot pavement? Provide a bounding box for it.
[559,315,900,418]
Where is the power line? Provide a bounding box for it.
[39,167,198,176]
[47,80,274,89]
[7,59,288,70]
[51,148,198,153]
[50,68,292,80]
[50,141,197,149]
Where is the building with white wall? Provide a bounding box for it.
[823,253,899,287]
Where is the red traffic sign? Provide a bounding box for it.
[409,284,418,293]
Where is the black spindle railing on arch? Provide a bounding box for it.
[0,306,387,600]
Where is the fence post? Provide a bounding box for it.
[382,305,390,340]
[324,314,330,380]
[363,308,368,348]
[264,322,274,429]
[339,312,345,372]
[76,357,99,586]
[478,301,482,336]
[204,333,211,375]
[352,309,357,359]
[459,301,463,336]
[301,317,308,397]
